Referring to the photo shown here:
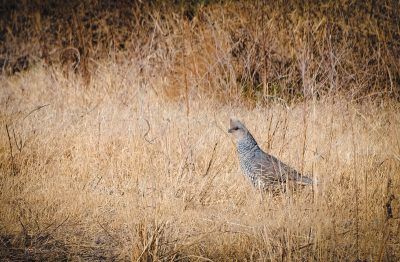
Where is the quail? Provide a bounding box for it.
[228,118,313,191]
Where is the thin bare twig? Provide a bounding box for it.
[12,127,24,152]
[5,124,16,176]
[142,118,156,144]
[50,215,70,235]
[97,221,119,244]
[23,104,50,120]
[204,142,218,177]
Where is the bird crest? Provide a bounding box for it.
[228,118,248,138]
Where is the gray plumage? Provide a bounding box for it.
[228,119,313,190]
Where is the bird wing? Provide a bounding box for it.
[252,149,312,184]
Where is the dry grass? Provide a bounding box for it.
[1,1,400,260]
[1,1,399,100]
[0,63,399,261]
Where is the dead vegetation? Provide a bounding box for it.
[1,1,400,261]
[1,65,400,260]
[1,1,399,100]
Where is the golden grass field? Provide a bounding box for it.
[0,63,399,261]
[1,1,400,261]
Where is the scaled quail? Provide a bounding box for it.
[228,118,313,190]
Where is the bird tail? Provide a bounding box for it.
[297,175,316,185]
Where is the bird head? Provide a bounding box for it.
[228,118,248,140]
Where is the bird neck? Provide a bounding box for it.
[237,131,258,154]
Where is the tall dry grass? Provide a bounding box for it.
[0,62,399,260]
[1,1,399,100]
[1,1,400,261]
